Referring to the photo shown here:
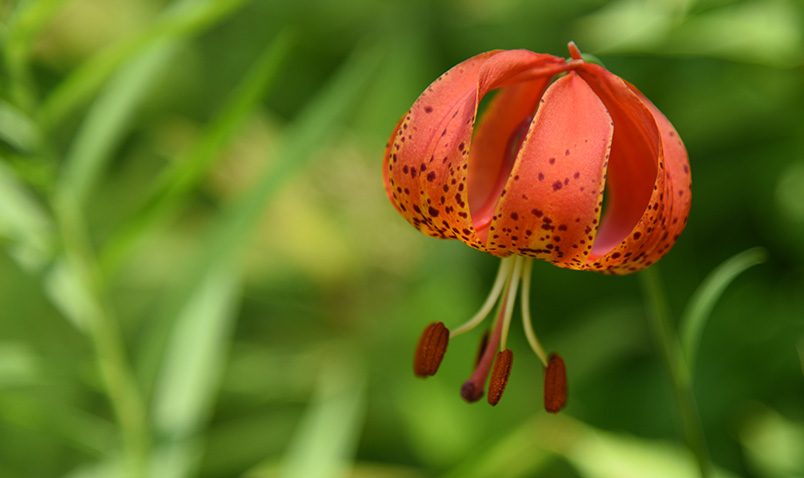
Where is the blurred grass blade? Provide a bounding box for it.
[566,422,738,478]
[680,247,766,366]
[54,0,251,207]
[740,406,804,477]
[55,44,174,208]
[150,263,240,478]
[40,0,249,128]
[2,0,67,108]
[279,356,366,478]
[137,42,381,392]
[0,342,41,388]
[100,31,294,274]
[0,99,41,153]
[0,160,53,270]
[3,0,66,53]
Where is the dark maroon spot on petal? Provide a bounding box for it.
[427,171,436,182]
[552,181,563,191]
[424,106,433,113]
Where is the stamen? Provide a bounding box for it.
[520,259,548,366]
[413,322,449,377]
[450,257,515,337]
[499,256,524,350]
[487,349,514,406]
[544,353,567,413]
[461,285,508,402]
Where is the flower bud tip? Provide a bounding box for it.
[567,41,582,61]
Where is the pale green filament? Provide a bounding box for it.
[451,256,515,337]
[499,256,524,351]
[520,258,548,366]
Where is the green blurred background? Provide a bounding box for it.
[1,0,803,477]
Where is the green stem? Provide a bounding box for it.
[55,199,150,476]
[640,267,711,478]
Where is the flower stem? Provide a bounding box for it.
[640,267,711,478]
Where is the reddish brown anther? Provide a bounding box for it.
[544,353,567,413]
[413,322,449,377]
[488,349,514,406]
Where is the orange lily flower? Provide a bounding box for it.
[383,43,691,411]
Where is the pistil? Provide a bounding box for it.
[460,290,507,402]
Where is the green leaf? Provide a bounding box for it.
[0,342,40,388]
[136,41,382,393]
[680,247,767,367]
[0,160,53,270]
[149,262,241,478]
[740,406,804,477]
[3,0,67,51]
[99,30,294,274]
[54,0,252,208]
[277,356,366,478]
[0,100,41,153]
[40,0,249,129]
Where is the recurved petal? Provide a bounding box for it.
[487,72,613,266]
[633,87,692,260]
[468,80,552,241]
[573,62,668,273]
[383,50,567,251]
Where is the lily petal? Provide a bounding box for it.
[575,62,668,273]
[383,50,567,250]
[487,72,614,266]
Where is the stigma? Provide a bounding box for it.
[412,256,567,412]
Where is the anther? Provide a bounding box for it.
[413,322,449,377]
[544,353,567,413]
[487,349,513,406]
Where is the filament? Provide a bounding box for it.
[499,256,524,350]
[451,257,515,337]
[520,258,548,366]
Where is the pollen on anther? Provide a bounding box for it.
[544,353,567,413]
[488,349,513,406]
[414,322,449,377]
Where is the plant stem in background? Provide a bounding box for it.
[54,200,150,476]
[640,267,711,478]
